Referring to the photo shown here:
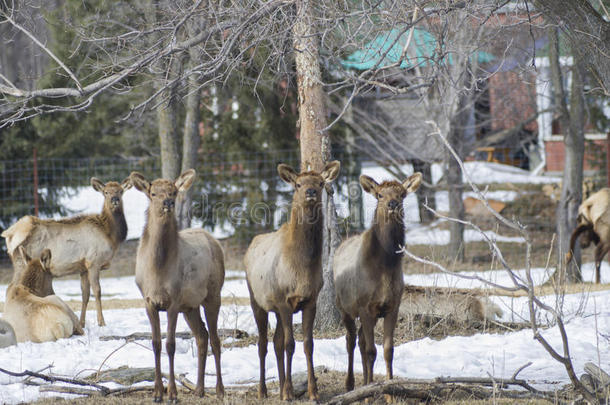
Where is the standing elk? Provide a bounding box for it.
[245,161,340,401]
[333,172,421,391]
[566,188,610,283]
[130,169,225,403]
[1,177,131,326]
[3,247,83,343]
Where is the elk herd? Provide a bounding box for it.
[0,160,607,401]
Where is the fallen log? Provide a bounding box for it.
[99,328,248,341]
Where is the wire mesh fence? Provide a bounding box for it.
[0,146,606,269]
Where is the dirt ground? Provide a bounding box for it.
[30,368,557,405]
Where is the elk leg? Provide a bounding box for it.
[203,301,224,398]
[184,308,209,397]
[358,324,368,384]
[278,307,295,400]
[250,294,269,399]
[342,312,357,391]
[88,267,105,326]
[360,313,377,385]
[166,308,179,403]
[145,304,163,403]
[302,301,319,400]
[383,308,399,404]
[383,308,398,380]
[273,313,285,395]
[595,243,610,284]
[79,271,90,328]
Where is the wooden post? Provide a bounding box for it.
[33,148,39,217]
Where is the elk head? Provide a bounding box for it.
[91,177,132,213]
[130,169,196,219]
[16,246,53,296]
[278,161,341,209]
[360,172,422,221]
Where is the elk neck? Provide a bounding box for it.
[367,206,405,268]
[141,209,179,271]
[284,200,323,268]
[100,203,128,248]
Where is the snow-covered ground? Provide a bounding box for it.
[1,263,609,404]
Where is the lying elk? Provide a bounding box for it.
[566,188,610,283]
[334,173,421,391]
[245,161,340,400]
[2,177,131,326]
[4,247,83,343]
[130,169,224,402]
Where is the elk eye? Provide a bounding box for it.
[151,193,156,197]
[377,193,382,199]
[296,183,301,189]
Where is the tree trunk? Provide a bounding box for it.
[293,0,341,330]
[177,14,203,229]
[413,160,435,224]
[548,27,585,284]
[445,79,472,263]
[147,0,181,181]
[533,0,610,95]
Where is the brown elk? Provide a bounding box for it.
[566,188,610,283]
[333,173,421,391]
[130,169,225,403]
[3,247,84,343]
[245,161,340,401]
[1,177,131,326]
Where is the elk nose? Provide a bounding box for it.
[111,196,120,205]
[305,188,317,198]
[388,200,400,210]
[163,199,175,209]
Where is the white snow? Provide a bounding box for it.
[1,262,610,403]
[0,162,586,403]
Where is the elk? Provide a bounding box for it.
[245,161,340,401]
[1,177,131,326]
[566,188,610,283]
[333,172,421,391]
[130,169,225,403]
[3,247,84,343]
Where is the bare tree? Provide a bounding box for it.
[546,26,586,284]
[533,0,610,95]
[292,0,341,330]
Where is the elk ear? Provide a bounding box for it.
[359,175,379,195]
[321,160,341,183]
[120,177,132,191]
[278,164,298,186]
[40,249,52,270]
[175,169,196,193]
[403,172,422,193]
[91,177,105,193]
[129,172,151,195]
[17,245,31,264]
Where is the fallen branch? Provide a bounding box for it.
[0,367,110,395]
[323,374,558,405]
[99,328,248,341]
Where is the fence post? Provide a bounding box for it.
[33,148,39,216]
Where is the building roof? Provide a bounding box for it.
[341,28,494,71]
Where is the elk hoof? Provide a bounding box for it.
[166,399,179,405]
[153,396,162,403]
